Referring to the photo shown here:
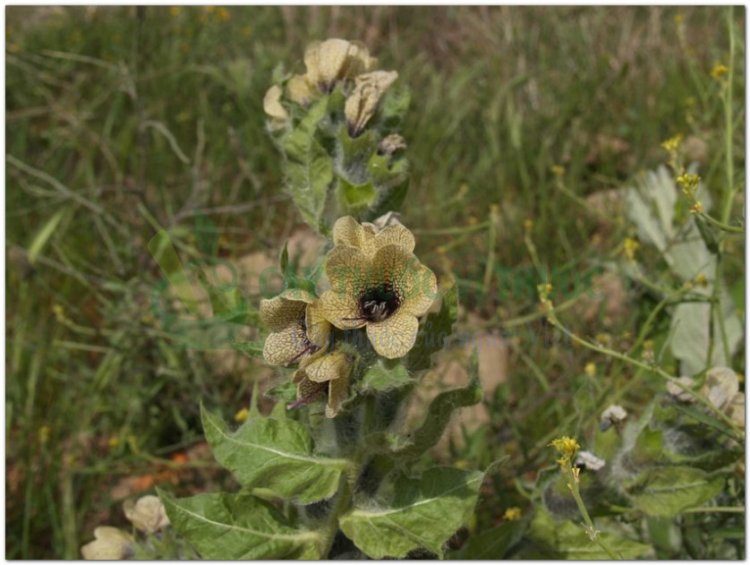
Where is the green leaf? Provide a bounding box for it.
[450,518,528,559]
[407,281,458,371]
[394,352,482,459]
[358,360,414,393]
[159,490,322,559]
[694,214,720,254]
[337,128,378,185]
[365,152,409,220]
[527,510,651,559]
[28,208,66,265]
[377,86,411,127]
[282,97,334,232]
[201,404,350,504]
[338,177,377,213]
[624,466,724,517]
[339,467,485,559]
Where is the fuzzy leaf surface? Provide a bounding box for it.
[339,467,484,558]
[624,466,724,517]
[282,97,333,232]
[527,510,650,559]
[160,490,321,559]
[201,405,350,504]
[358,360,414,393]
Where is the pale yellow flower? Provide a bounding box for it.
[549,436,580,466]
[260,289,331,367]
[81,527,134,560]
[123,495,170,534]
[291,350,353,418]
[263,84,288,127]
[320,230,437,359]
[378,133,407,155]
[286,74,317,106]
[304,38,375,92]
[344,70,398,136]
[332,215,415,258]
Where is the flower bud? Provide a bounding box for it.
[345,71,398,137]
[263,85,288,127]
[123,495,171,534]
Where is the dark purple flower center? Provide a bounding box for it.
[359,283,400,323]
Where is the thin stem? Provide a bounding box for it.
[683,506,745,514]
[561,462,620,559]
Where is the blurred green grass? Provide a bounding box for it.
[5,6,744,558]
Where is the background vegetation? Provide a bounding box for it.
[6,6,744,559]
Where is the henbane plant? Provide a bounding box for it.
[157,38,490,560]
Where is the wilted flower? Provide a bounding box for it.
[261,289,331,366]
[727,392,745,428]
[702,367,739,410]
[81,527,134,560]
[263,84,288,127]
[344,70,398,137]
[575,450,606,471]
[123,495,170,534]
[321,220,437,359]
[667,375,697,402]
[600,404,627,430]
[378,133,407,156]
[290,350,353,418]
[304,38,376,92]
[332,215,415,258]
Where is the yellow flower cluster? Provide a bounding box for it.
[263,38,398,136]
[261,216,437,418]
[549,436,580,467]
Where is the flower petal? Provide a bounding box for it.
[263,324,308,366]
[305,301,331,349]
[326,245,370,289]
[319,289,363,330]
[373,223,415,255]
[326,375,350,418]
[333,215,369,250]
[366,312,418,359]
[81,527,133,560]
[305,351,352,383]
[262,85,288,121]
[287,74,316,106]
[399,262,438,317]
[260,295,306,331]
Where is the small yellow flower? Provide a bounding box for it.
[550,436,580,458]
[694,273,708,287]
[234,407,249,423]
[320,218,437,359]
[123,495,171,534]
[676,172,700,198]
[523,218,534,233]
[81,527,134,560]
[290,350,353,418]
[623,237,639,261]
[661,133,683,154]
[216,7,230,21]
[108,436,120,449]
[710,63,729,79]
[551,165,565,177]
[344,70,398,137]
[168,6,181,17]
[502,507,522,521]
[584,362,597,378]
[39,426,51,446]
[260,289,331,367]
[690,201,704,214]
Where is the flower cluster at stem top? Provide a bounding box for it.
[260,216,438,418]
